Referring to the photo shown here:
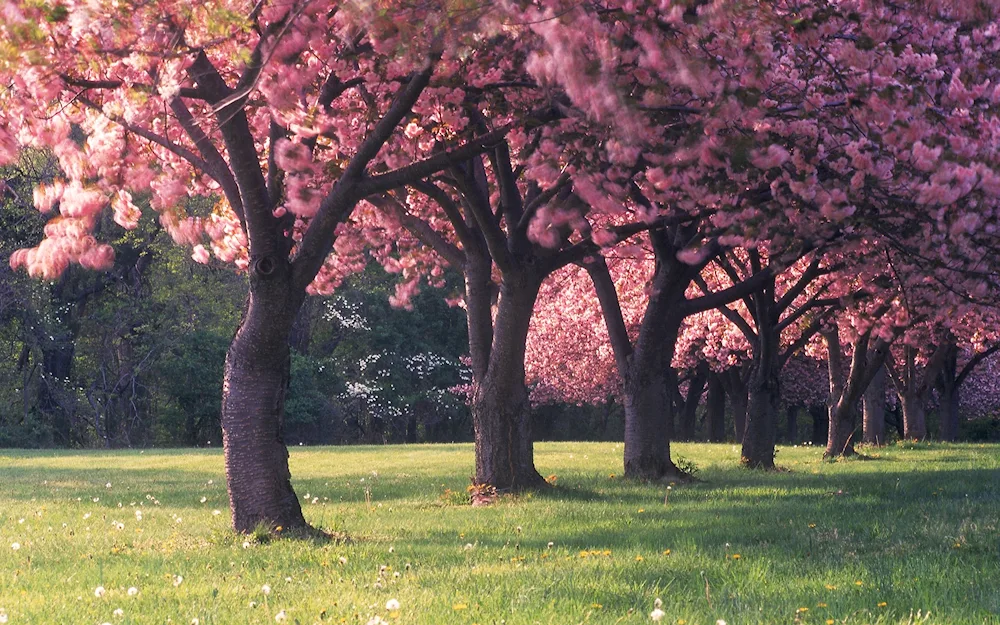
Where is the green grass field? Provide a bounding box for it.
[1,442,998,625]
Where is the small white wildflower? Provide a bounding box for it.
[365,617,388,625]
[93,498,100,503]
[106,483,112,489]
[94,586,107,598]
[207,480,214,485]
[274,610,287,623]
[284,577,292,583]
[191,618,199,625]
[650,608,666,622]
[463,543,474,551]
[261,584,271,596]
[547,542,554,549]
[654,598,663,609]
[134,510,143,521]
[113,608,124,617]
[716,620,728,625]
[17,519,24,524]
[127,587,138,597]
[173,575,183,587]
[199,497,207,504]
[175,517,183,524]
[393,572,400,579]
[385,599,400,611]
[10,543,20,551]
[83,513,92,520]
[0,609,7,624]
[212,510,221,516]
[243,541,251,549]
[338,556,347,565]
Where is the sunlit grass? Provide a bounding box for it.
[0,441,997,624]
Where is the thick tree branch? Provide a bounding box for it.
[292,57,438,291]
[582,256,633,377]
[682,266,774,316]
[411,181,478,254]
[368,194,465,269]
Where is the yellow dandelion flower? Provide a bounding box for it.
[732,553,741,559]
[591,603,603,609]
[816,602,827,608]
[854,581,863,586]
[662,549,671,556]
[638,508,645,513]
[827,620,835,624]
[452,603,468,611]
[635,555,644,562]
[678,620,687,625]
[877,602,887,608]
[825,584,837,590]
[808,523,817,528]
[797,607,809,613]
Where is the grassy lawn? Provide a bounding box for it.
[0,442,997,625]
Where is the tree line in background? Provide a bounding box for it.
[5,0,1000,532]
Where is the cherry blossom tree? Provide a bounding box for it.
[0,0,537,530]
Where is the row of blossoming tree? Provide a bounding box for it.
[4,0,1000,532]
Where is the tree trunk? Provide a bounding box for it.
[741,362,779,468]
[623,364,679,479]
[785,404,799,443]
[938,348,960,442]
[622,309,687,480]
[938,383,960,442]
[863,365,886,445]
[900,393,927,440]
[221,267,307,533]
[706,372,727,442]
[825,398,858,457]
[741,276,779,468]
[472,274,544,490]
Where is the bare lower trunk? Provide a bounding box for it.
[472,274,544,490]
[825,399,858,457]
[863,365,886,445]
[623,367,680,479]
[222,274,306,533]
[901,394,927,441]
[741,365,779,468]
[938,384,960,441]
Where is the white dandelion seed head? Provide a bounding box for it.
[274,610,287,623]
[654,598,663,609]
[261,584,271,596]
[113,608,124,616]
[650,608,666,622]
[127,587,138,597]
[94,586,106,598]
[385,599,400,611]
[10,543,20,551]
